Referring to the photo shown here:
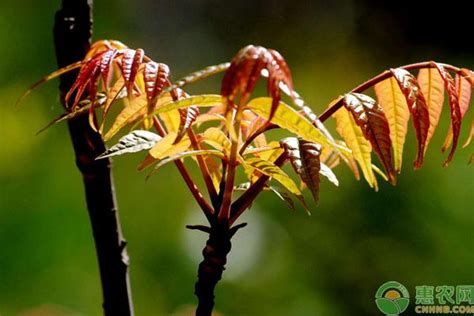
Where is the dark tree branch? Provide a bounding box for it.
[53,1,134,315]
[194,224,232,316]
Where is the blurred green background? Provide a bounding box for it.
[1,1,473,315]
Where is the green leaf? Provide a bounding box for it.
[375,298,400,315]
[97,130,161,159]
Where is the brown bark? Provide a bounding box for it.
[194,225,232,316]
[53,1,134,315]
[192,222,247,316]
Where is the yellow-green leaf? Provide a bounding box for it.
[244,142,282,158]
[159,110,181,133]
[463,115,474,148]
[102,77,125,115]
[374,77,410,172]
[202,155,222,191]
[149,132,191,159]
[243,157,303,198]
[333,107,378,190]
[201,127,231,154]
[417,68,445,152]
[151,95,224,116]
[247,97,339,151]
[104,93,171,140]
[104,94,145,140]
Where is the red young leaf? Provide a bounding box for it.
[342,93,396,184]
[122,49,144,95]
[280,137,321,204]
[266,49,294,119]
[144,61,171,112]
[175,106,200,143]
[459,69,474,148]
[390,68,430,169]
[121,49,135,82]
[442,74,472,151]
[86,39,127,59]
[221,45,293,118]
[433,63,462,166]
[268,50,293,91]
[99,48,119,90]
[65,51,106,110]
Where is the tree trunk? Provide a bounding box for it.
[53,1,134,315]
[194,225,233,316]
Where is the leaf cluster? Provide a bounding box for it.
[23,40,474,226]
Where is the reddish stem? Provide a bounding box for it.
[187,129,219,209]
[152,117,214,219]
[239,122,278,155]
[229,152,287,225]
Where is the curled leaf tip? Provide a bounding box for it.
[221,45,293,120]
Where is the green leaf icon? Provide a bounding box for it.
[375,297,400,315]
[394,297,410,313]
